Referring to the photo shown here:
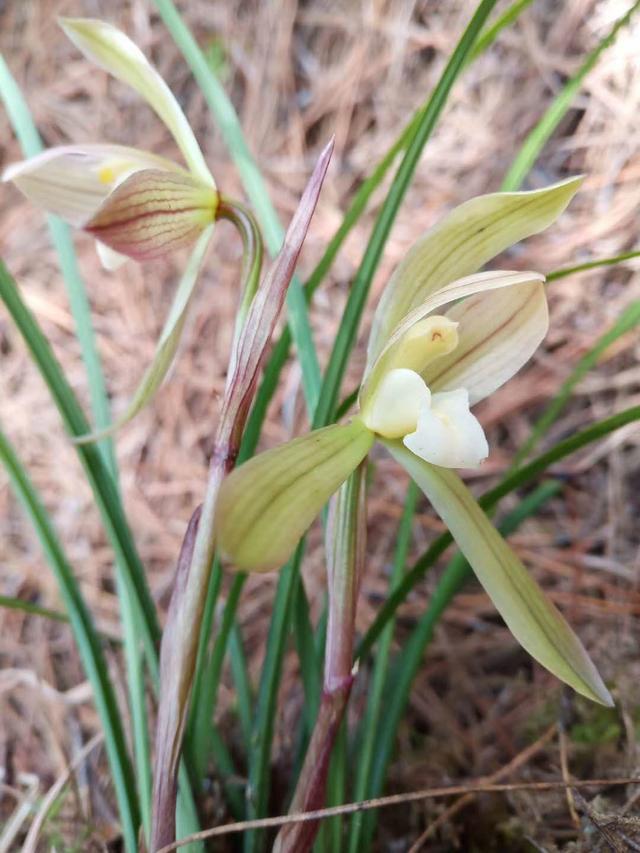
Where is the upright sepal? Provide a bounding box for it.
[216,420,374,572]
[386,441,613,706]
[60,17,214,185]
[367,177,582,363]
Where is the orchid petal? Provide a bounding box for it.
[368,177,581,363]
[363,270,544,407]
[60,18,214,185]
[403,389,489,469]
[385,441,613,706]
[2,143,182,226]
[423,280,549,405]
[85,169,217,261]
[216,420,375,572]
[74,225,213,444]
[362,368,430,439]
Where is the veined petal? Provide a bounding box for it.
[423,280,549,405]
[85,169,218,261]
[385,441,613,707]
[74,225,213,444]
[216,420,375,572]
[363,270,544,407]
[367,177,582,363]
[404,389,489,469]
[60,18,214,185]
[2,143,182,226]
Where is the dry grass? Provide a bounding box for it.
[1,0,639,849]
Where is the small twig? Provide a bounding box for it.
[407,724,557,852]
[156,777,640,852]
[22,732,103,853]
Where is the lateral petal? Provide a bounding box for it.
[2,143,181,226]
[216,420,375,572]
[60,18,214,185]
[363,270,544,408]
[85,169,218,261]
[385,441,613,707]
[423,280,549,405]
[367,177,581,363]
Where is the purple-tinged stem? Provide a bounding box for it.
[274,460,367,853]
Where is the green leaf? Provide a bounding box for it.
[384,441,612,706]
[216,420,374,572]
[75,227,213,443]
[501,0,640,191]
[0,426,140,853]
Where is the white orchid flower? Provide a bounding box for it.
[215,176,613,708]
[2,18,217,269]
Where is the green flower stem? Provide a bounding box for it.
[546,249,640,282]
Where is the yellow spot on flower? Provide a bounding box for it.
[98,166,116,184]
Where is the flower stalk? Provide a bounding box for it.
[150,140,333,851]
[274,461,367,853]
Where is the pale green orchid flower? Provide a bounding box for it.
[216,176,613,707]
[2,18,217,269]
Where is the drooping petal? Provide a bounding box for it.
[363,270,544,406]
[422,280,549,405]
[215,420,375,572]
[367,177,582,363]
[85,169,218,261]
[385,440,613,707]
[2,143,182,226]
[74,225,214,444]
[60,18,214,186]
[362,368,430,439]
[403,389,489,469]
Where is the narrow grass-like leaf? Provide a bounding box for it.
[514,299,640,466]
[151,0,321,413]
[0,595,69,625]
[467,0,534,63]
[358,403,640,660]
[75,227,213,443]
[0,57,160,837]
[387,444,612,705]
[0,426,140,853]
[347,481,419,853]
[312,0,499,430]
[546,249,640,282]
[501,0,640,191]
[359,481,562,848]
[0,262,160,655]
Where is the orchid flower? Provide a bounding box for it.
[216,177,613,707]
[2,20,258,439]
[3,18,217,270]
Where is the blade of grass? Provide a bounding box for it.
[347,481,419,853]
[513,299,640,466]
[358,402,640,661]
[359,480,562,848]
[0,595,69,625]
[0,57,158,839]
[546,249,640,282]
[0,425,140,853]
[311,0,498,430]
[501,0,640,191]
[467,0,534,63]
[152,0,320,414]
